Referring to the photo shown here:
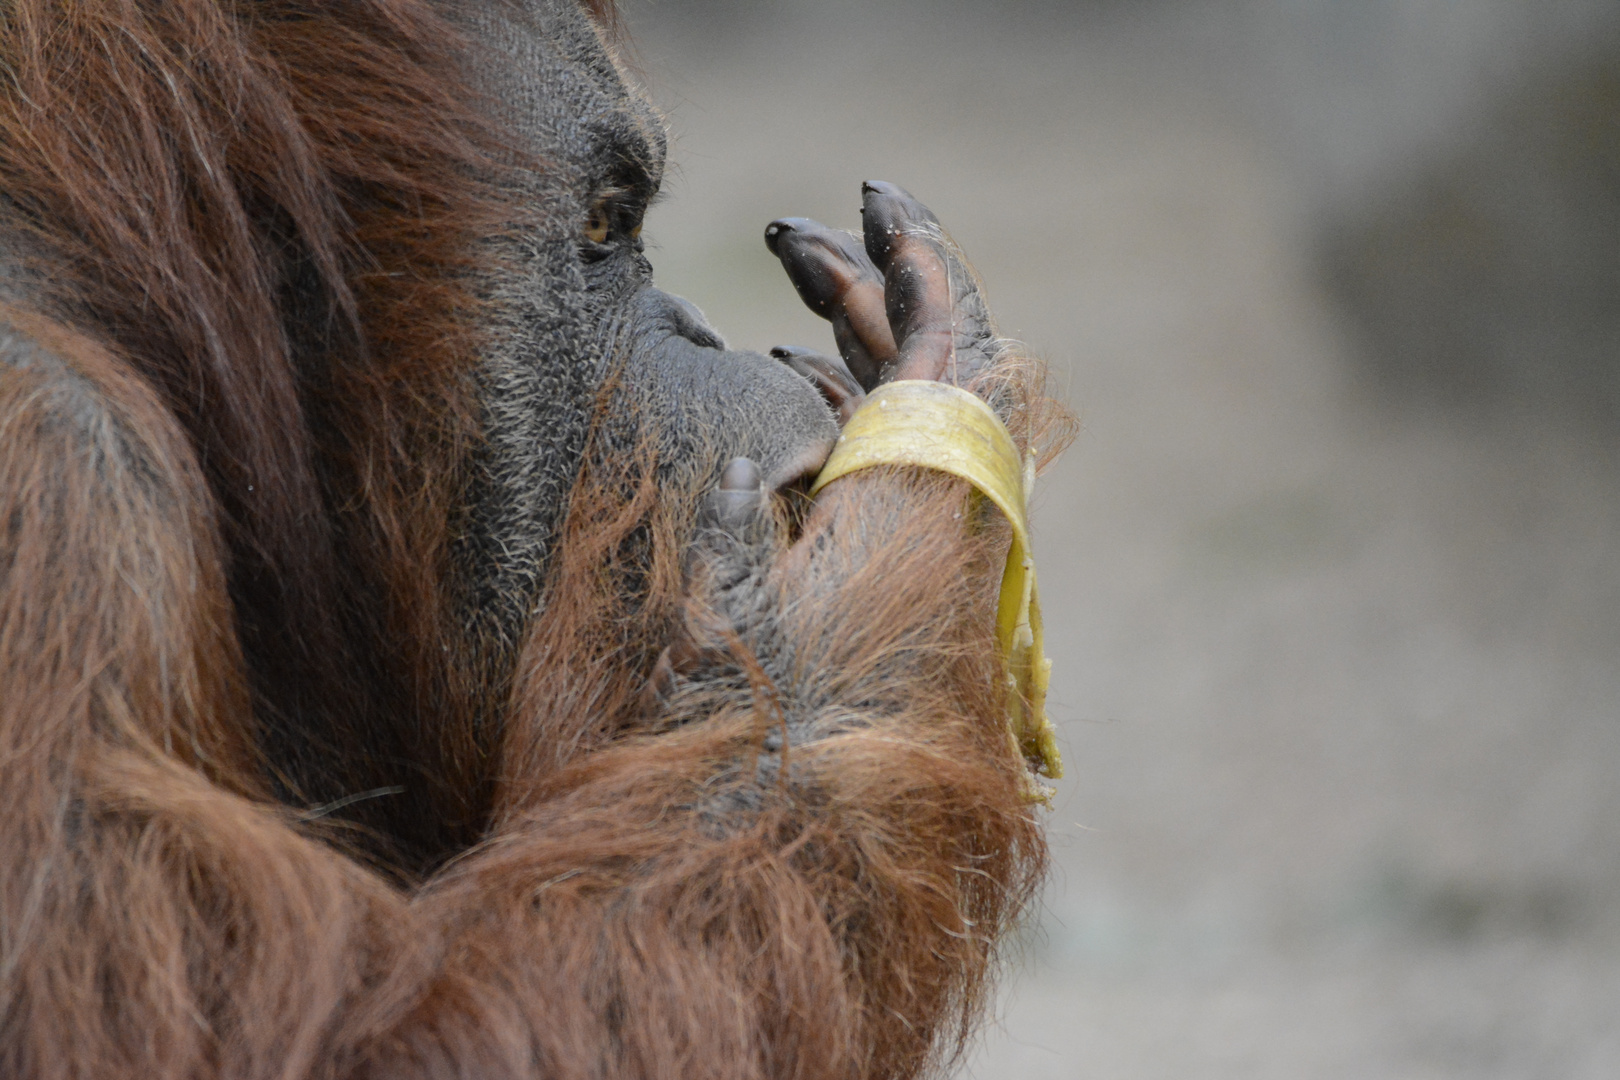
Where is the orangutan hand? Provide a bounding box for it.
[764,181,999,422]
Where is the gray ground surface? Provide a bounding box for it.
[623,2,1620,1075]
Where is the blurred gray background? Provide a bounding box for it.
[620,1,1620,1075]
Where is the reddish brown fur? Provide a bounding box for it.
[0,1,1071,1077]
[0,0,522,865]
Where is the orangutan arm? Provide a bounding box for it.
[370,184,1058,1080]
[377,468,1042,1080]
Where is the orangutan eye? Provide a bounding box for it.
[582,190,648,250]
[583,199,612,244]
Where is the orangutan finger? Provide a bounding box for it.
[764,217,896,388]
[859,183,954,381]
[859,180,940,272]
[647,456,771,715]
[701,456,765,536]
[770,345,866,425]
[861,180,997,385]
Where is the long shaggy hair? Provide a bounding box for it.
[0,1,1069,1077]
[0,0,543,867]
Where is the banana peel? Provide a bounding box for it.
[808,380,1060,799]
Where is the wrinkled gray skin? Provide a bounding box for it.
[451,0,839,651]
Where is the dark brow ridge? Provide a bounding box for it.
[590,111,663,200]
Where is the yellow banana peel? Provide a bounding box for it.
[809,380,1060,798]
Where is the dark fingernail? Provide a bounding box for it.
[765,217,813,256]
[861,182,936,226]
[862,179,907,198]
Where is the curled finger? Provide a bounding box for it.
[765,217,897,387]
[861,180,997,385]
